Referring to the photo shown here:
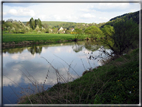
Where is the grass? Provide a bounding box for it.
[2,32,88,43]
[18,48,139,104]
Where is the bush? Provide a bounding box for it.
[101,18,139,56]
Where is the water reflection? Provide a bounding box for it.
[84,40,100,52]
[3,41,111,104]
[3,47,26,54]
[3,41,102,55]
[72,42,83,53]
[3,61,78,87]
[27,46,42,55]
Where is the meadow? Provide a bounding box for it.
[2,32,88,44]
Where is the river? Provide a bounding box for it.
[2,41,112,104]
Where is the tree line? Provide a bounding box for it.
[2,18,44,34]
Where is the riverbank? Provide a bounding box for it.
[18,48,139,104]
[2,33,88,47]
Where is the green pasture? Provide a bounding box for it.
[2,32,88,43]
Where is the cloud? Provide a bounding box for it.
[8,8,35,17]
[89,3,140,12]
[98,3,130,9]
[80,8,90,12]
[3,2,140,24]
[9,9,17,15]
[99,17,109,20]
[81,13,96,18]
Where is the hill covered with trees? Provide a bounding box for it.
[100,10,140,28]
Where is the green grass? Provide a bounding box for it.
[2,32,88,43]
[19,48,139,104]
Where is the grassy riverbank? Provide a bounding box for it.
[2,32,88,44]
[19,48,139,104]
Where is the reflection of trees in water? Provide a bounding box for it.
[3,47,26,54]
[84,41,112,64]
[84,40,100,52]
[72,42,84,53]
[27,46,43,55]
[3,45,43,55]
[72,41,101,53]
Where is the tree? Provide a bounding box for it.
[38,18,42,28]
[35,25,40,32]
[6,19,13,22]
[101,18,139,56]
[29,17,35,30]
[73,28,83,41]
[101,25,115,48]
[35,19,38,28]
[65,30,71,34]
[84,26,103,40]
[52,28,58,34]
[29,18,42,30]
[43,23,49,29]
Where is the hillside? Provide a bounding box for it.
[22,21,105,29]
[42,21,76,28]
[100,10,140,28]
[109,10,139,24]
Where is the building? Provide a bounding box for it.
[59,27,64,31]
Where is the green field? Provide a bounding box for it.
[2,32,88,43]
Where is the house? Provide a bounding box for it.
[71,28,74,31]
[49,28,53,32]
[59,27,64,31]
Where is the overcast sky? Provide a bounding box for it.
[2,1,141,23]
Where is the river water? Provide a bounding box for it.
[2,41,111,104]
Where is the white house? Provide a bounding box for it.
[59,27,64,31]
[49,28,53,32]
[71,28,74,31]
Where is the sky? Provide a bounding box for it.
[2,1,141,23]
